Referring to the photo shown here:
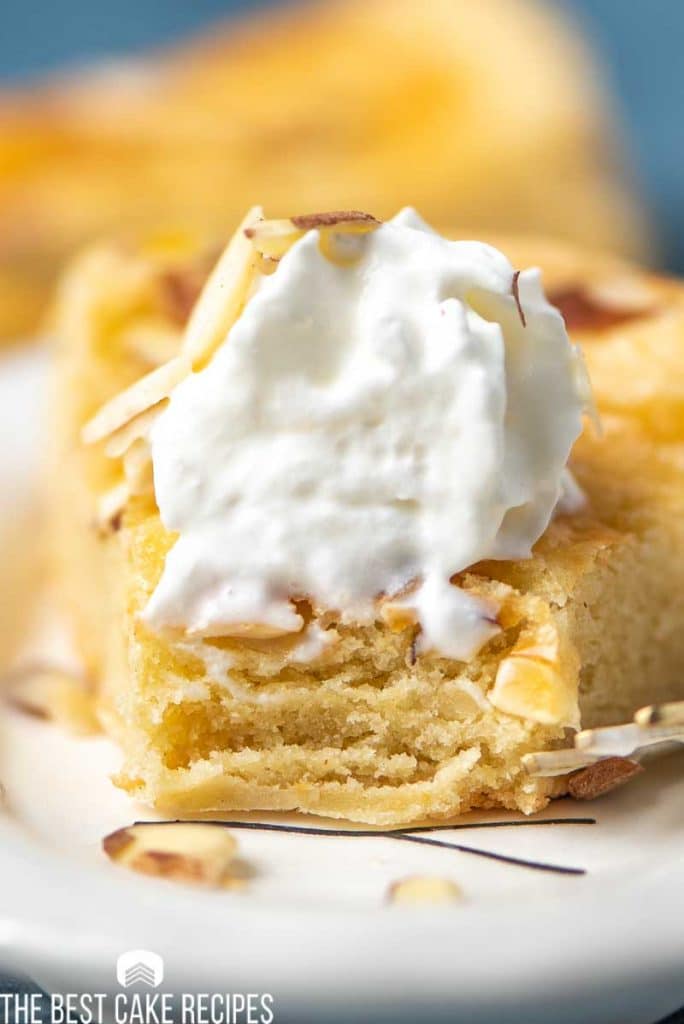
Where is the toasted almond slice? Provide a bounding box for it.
[82,356,189,445]
[575,719,684,757]
[522,749,600,777]
[104,403,164,459]
[244,218,300,239]
[4,666,99,736]
[245,210,379,261]
[378,600,418,633]
[290,210,379,232]
[183,205,262,370]
[377,578,422,632]
[95,481,129,534]
[186,620,303,640]
[525,701,684,778]
[509,620,559,663]
[243,220,304,261]
[567,757,643,800]
[634,700,684,727]
[387,876,462,905]
[489,614,578,727]
[122,440,154,496]
[103,823,238,886]
[490,654,571,726]
[120,319,183,368]
[525,697,684,780]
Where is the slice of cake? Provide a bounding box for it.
[0,0,650,340]
[50,210,684,824]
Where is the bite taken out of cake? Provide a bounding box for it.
[50,209,684,824]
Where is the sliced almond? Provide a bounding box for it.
[525,700,684,778]
[182,205,262,370]
[491,655,571,726]
[245,210,379,261]
[4,666,99,736]
[122,440,154,496]
[94,481,129,534]
[377,578,421,632]
[103,823,238,886]
[290,210,379,232]
[634,700,684,728]
[187,620,303,641]
[490,621,574,726]
[120,319,183,368]
[243,217,305,260]
[387,876,462,905]
[508,621,558,663]
[104,403,164,459]
[378,600,418,633]
[522,749,599,777]
[82,356,189,445]
[567,757,643,800]
[575,718,684,757]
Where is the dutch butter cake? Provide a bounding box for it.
[50,211,684,824]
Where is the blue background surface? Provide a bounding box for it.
[0,0,682,269]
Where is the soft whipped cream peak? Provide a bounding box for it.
[144,208,591,659]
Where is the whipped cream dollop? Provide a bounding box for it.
[144,209,591,659]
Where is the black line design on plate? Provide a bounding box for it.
[391,833,585,875]
[134,817,595,875]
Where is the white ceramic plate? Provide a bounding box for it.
[0,348,683,1024]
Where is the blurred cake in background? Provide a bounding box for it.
[0,0,650,340]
